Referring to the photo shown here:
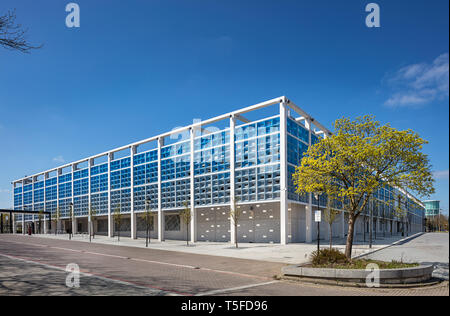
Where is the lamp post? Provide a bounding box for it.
[314,192,321,253]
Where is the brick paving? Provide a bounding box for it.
[0,234,448,296]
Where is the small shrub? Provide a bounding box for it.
[310,248,349,266]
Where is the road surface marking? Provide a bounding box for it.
[195,280,279,296]
[0,238,273,281]
[0,252,186,296]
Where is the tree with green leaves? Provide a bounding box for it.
[113,204,122,242]
[323,198,341,250]
[142,197,153,247]
[88,204,98,242]
[293,115,434,258]
[180,201,192,246]
[229,196,241,248]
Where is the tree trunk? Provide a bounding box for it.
[235,222,238,248]
[329,224,333,250]
[345,215,355,259]
[186,224,189,246]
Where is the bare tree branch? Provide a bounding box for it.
[0,9,42,53]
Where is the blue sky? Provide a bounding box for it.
[0,0,448,213]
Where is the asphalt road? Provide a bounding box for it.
[363,233,449,280]
[0,234,448,296]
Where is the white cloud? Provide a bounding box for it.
[53,155,65,163]
[384,53,449,107]
[433,169,449,180]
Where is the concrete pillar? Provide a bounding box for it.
[157,137,165,242]
[190,127,196,243]
[305,201,313,242]
[340,211,345,238]
[88,158,92,238]
[22,216,25,235]
[72,217,77,234]
[229,116,236,245]
[279,100,288,245]
[12,214,17,233]
[305,117,313,243]
[43,218,47,234]
[108,152,114,238]
[130,146,137,239]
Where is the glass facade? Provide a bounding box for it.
[11,100,425,236]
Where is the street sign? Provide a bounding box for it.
[315,210,321,222]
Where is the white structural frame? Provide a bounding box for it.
[11,96,424,243]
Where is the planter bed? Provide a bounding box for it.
[281,264,434,285]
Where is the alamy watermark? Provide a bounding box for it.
[65,3,80,28]
[65,263,80,288]
[365,3,381,28]
[365,263,380,288]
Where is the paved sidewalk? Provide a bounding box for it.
[363,233,449,280]
[26,232,419,264]
[1,234,448,296]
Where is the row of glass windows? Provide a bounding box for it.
[34,189,44,203]
[73,178,89,196]
[287,135,308,166]
[58,182,72,199]
[134,184,158,211]
[134,150,158,166]
[59,174,72,183]
[45,185,57,201]
[91,163,108,176]
[161,154,190,181]
[74,168,89,180]
[134,162,158,186]
[111,168,131,190]
[33,181,44,190]
[287,118,309,143]
[110,157,131,171]
[161,141,190,159]
[74,195,89,216]
[91,192,108,215]
[235,117,280,142]
[91,174,108,193]
[45,177,57,187]
[161,179,191,209]
[111,189,131,213]
[194,131,230,151]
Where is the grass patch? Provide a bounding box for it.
[309,248,419,269]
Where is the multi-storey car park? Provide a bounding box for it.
[11,97,426,244]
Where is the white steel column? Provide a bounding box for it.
[279,100,289,245]
[108,153,114,238]
[43,173,47,234]
[157,137,165,242]
[22,180,25,234]
[190,128,196,243]
[229,115,236,245]
[12,213,16,234]
[88,158,92,238]
[56,168,61,233]
[71,164,76,235]
[130,146,137,239]
[305,119,313,243]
